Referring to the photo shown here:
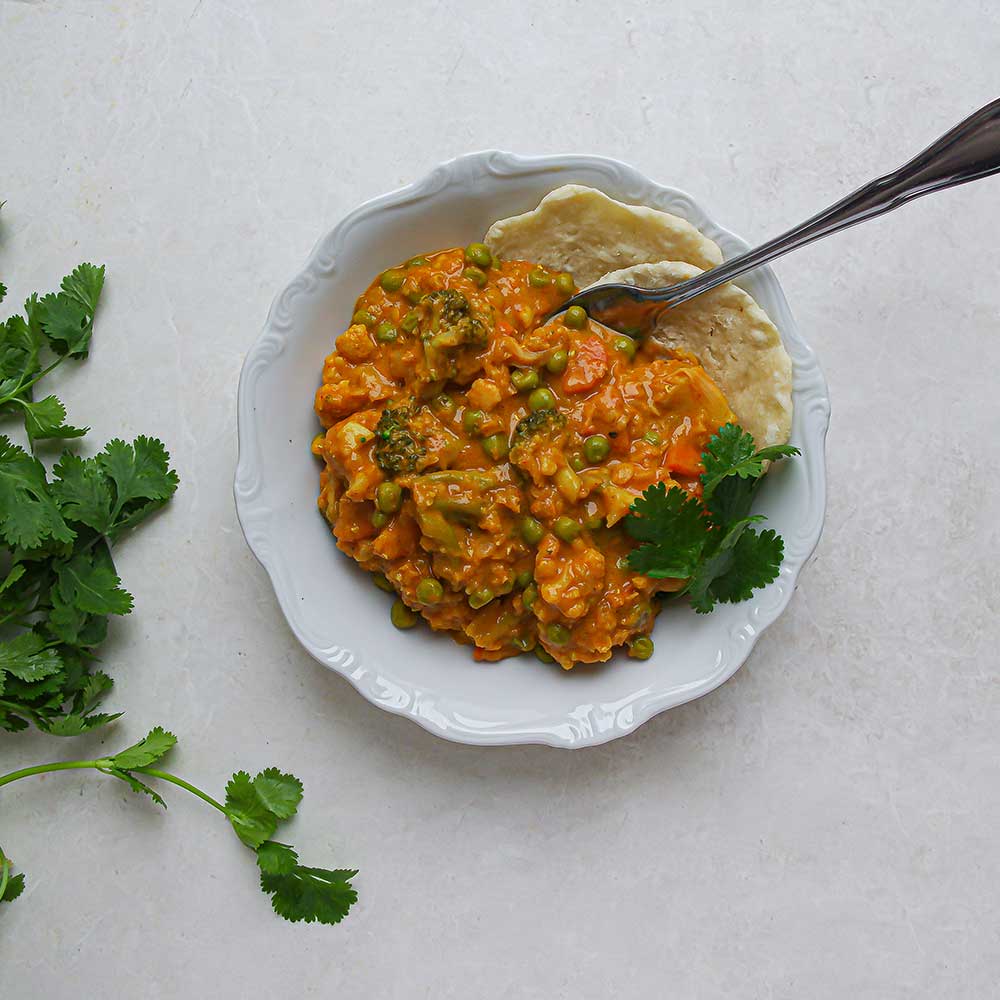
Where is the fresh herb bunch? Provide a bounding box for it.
[625,424,800,612]
[0,727,358,924]
[0,267,178,735]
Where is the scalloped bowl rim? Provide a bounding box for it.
[234,150,831,749]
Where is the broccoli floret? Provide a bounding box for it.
[511,409,566,444]
[373,404,425,476]
[420,290,489,380]
[423,289,487,347]
[509,409,568,470]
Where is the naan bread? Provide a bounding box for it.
[484,184,723,286]
[593,261,793,447]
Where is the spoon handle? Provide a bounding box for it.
[658,97,1000,308]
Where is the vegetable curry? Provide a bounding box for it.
[314,245,736,668]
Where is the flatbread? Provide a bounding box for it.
[484,184,723,286]
[593,261,793,447]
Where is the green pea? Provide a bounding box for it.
[564,305,587,329]
[400,310,421,333]
[482,433,509,462]
[372,572,395,593]
[464,266,488,287]
[405,284,425,305]
[514,569,533,589]
[522,582,538,610]
[376,481,403,513]
[375,321,398,343]
[535,646,555,663]
[554,273,575,296]
[390,599,418,629]
[511,368,540,393]
[552,516,580,543]
[468,587,494,610]
[529,388,556,412]
[628,636,654,660]
[528,267,551,288]
[372,510,389,529]
[546,349,568,375]
[642,431,662,446]
[431,393,456,415]
[352,309,376,327]
[583,434,611,464]
[546,622,571,646]
[311,432,326,452]
[380,268,406,292]
[462,409,485,434]
[612,335,637,360]
[569,453,586,472]
[416,577,444,604]
[464,243,493,268]
[519,516,545,545]
[584,513,604,531]
[513,634,535,652]
[406,255,429,268]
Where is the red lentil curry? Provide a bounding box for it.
[313,245,735,669]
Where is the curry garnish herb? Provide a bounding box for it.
[625,424,799,612]
[0,728,358,925]
[0,265,178,736]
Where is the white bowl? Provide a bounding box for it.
[234,151,830,748]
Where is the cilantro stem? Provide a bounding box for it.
[0,846,10,900]
[0,760,100,787]
[0,699,47,725]
[0,758,228,815]
[0,357,65,409]
[132,767,228,815]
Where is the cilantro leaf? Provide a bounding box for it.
[50,453,114,532]
[99,436,179,509]
[53,546,133,617]
[0,282,6,305]
[73,670,114,715]
[0,437,74,547]
[1,849,25,905]
[109,726,178,770]
[34,264,104,358]
[685,517,763,613]
[257,843,358,926]
[252,769,304,821]
[19,395,88,445]
[708,528,784,605]
[700,423,800,498]
[225,771,279,849]
[256,840,299,875]
[625,482,706,579]
[0,312,41,385]
[624,423,798,615]
[60,263,105,319]
[35,293,91,357]
[0,632,62,682]
[1,872,25,903]
[105,767,167,808]
[43,712,122,737]
[0,563,25,596]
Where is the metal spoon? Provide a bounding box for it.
[554,98,1000,335]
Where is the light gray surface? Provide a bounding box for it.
[2,2,998,997]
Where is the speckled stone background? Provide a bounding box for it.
[2,2,999,997]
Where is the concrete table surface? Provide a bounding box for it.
[2,2,999,997]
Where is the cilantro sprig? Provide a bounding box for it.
[0,727,358,925]
[0,266,178,735]
[625,423,799,612]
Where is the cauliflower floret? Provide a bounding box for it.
[533,534,605,620]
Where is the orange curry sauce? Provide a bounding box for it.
[313,248,735,668]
